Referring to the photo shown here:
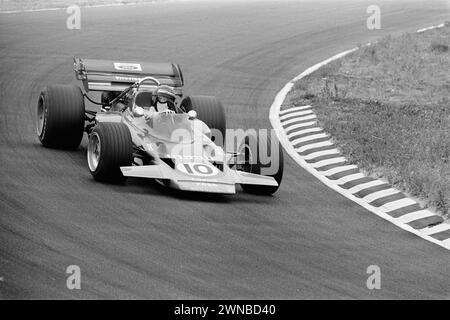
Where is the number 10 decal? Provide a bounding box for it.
[176,163,220,177]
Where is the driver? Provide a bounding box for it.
[143,85,177,119]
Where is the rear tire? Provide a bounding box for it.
[37,85,85,149]
[180,95,226,146]
[239,132,284,195]
[87,122,133,183]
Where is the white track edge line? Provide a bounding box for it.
[295,140,334,153]
[287,127,323,138]
[312,157,347,168]
[347,179,386,194]
[291,133,329,145]
[279,105,312,115]
[303,149,341,160]
[395,210,436,224]
[380,198,417,212]
[420,223,450,236]
[281,114,317,126]
[269,23,449,250]
[279,110,314,121]
[322,165,359,177]
[284,121,318,132]
[362,188,400,203]
[0,1,163,14]
[417,23,445,33]
[335,173,366,185]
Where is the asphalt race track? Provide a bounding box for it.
[0,0,449,299]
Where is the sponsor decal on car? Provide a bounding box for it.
[176,162,219,177]
[113,62,142,72]
[115,76,143,82]
[172,155,211,162]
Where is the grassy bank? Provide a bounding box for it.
[0,0,164,12]
[283,24,450,217]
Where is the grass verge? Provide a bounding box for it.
[283,23,450,218]
[0,0,164,12]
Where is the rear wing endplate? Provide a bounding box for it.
[73,57,184,93]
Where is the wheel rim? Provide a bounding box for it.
[87,132,101,172]
[36,95,45,137]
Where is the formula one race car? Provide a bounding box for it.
[36,58,283,195]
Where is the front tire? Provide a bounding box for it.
[239,132,284,195]
[37,85,85,149]
[87,122,133,183]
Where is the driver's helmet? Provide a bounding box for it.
[153,85,177,111]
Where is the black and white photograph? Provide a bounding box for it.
[0,0,449,305]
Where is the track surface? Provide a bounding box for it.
[1,0,449,299]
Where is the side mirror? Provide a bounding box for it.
[133,106,144,117]
[188,110,197,120]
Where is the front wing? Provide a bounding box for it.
[120,164,277,194]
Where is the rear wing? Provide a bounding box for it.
[73,57,184,93]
